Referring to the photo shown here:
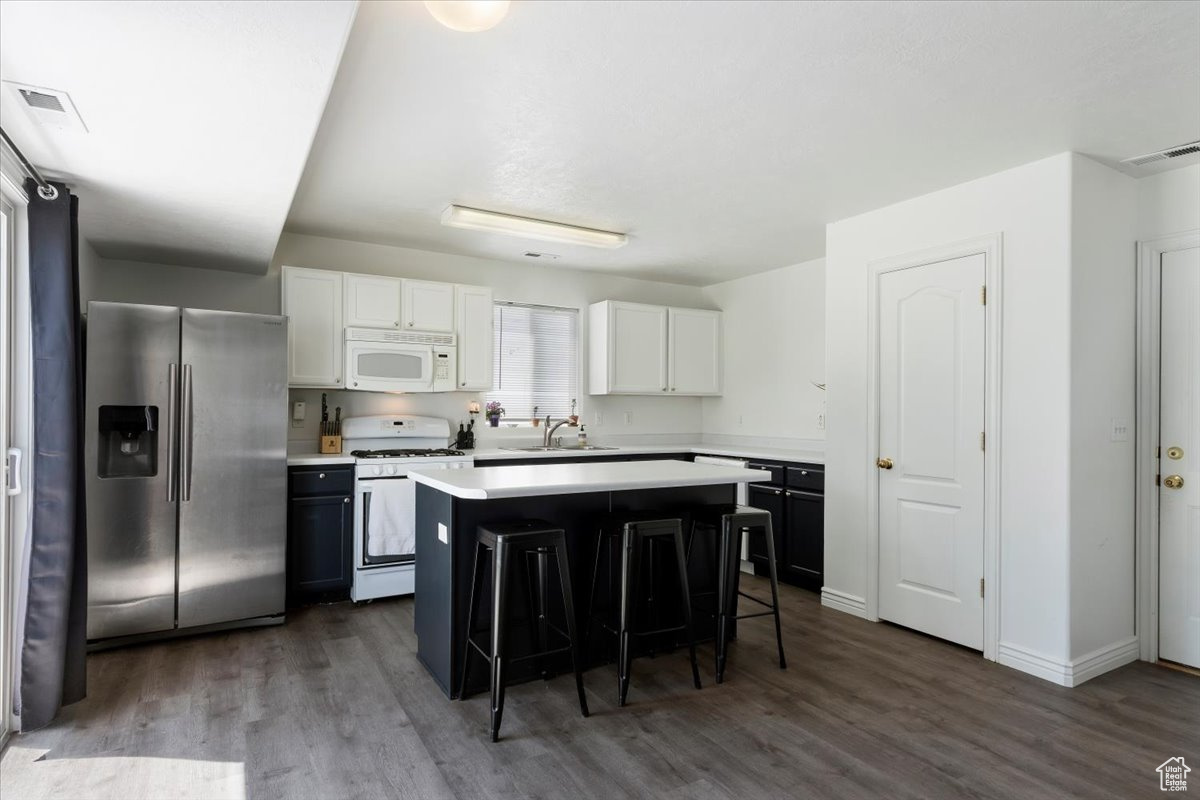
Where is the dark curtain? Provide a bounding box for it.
[18,178,87,730]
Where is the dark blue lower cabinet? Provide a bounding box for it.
[745,465,823,592]
[287,467,354,605]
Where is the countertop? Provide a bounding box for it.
[287,442,823,468]
[468,443,824,464]
[407,459,765,500]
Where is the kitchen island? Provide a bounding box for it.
[409,459,764,698]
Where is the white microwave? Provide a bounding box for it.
[345,328,457,393]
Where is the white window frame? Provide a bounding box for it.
[0,152,33,739]
[487,301,581,426]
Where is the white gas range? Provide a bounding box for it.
[342,415,473,601]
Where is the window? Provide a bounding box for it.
[487,302,578,421]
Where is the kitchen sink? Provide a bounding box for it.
[556,445,618,451]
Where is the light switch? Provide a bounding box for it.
[1110,418,1129,442]
[437,523,448,544]
[292,401,306,420]
[624,411,633,426]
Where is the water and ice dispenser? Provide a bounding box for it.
[97,405,159,478]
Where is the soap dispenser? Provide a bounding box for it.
[578,425,588,447]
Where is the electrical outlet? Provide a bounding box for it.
[1110,418,1129,442]
[624,411,633,426]
[737,415,744,426]
[594,411,603,426]
[817,401,826,431]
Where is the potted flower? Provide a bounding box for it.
[485,401,505,427]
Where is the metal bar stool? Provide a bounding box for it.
[687,505,786,683]
[586,514,702,706]
[460,520,589,742]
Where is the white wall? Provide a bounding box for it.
[1137,163,1200,240]
[79,232,718,446]
[1068,157,1137,661]
[824,152,1145,685]
[700,257,826,448]
[825,154,1076,670]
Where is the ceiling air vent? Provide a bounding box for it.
[2,81,88,132]
[1122,140,1200,168]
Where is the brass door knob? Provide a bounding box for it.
[1163,474,1184,489]
[876,457,894,470]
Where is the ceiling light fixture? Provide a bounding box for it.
[424,0,510,33]
[441,205,628,249]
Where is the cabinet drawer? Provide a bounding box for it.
[289,466,353,497]
[786,465,824,492]
[745,461,786,486]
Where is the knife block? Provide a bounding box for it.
[319,435,342,454]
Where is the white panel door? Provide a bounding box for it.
[344,273,402,328]
[878,254,985,650]
[1159,245,1200,669]
[609,302,668,394]
[668,308,721,395]
[282,266,343,387]
[401,279,455,332]
[455,284,493,390]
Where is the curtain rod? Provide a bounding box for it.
[0,126,59,200]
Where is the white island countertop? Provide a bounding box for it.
[407,459,766,500]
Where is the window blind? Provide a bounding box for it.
[488,303,579,420]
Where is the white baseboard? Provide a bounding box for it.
[821,587,868,619]
[997,636,1139,687]
[1069,636,1140,686]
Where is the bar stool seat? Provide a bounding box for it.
[460,520,589,742]
[687,505,786,683]
[586,513,701,706]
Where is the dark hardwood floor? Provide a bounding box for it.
[3,577,1196,800]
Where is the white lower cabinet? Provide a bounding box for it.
[282,266,343,387]
[589,301,721,396]
[455,284,493,390]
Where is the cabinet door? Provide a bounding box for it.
[609,302,669,393]
[455,285,493,390]
[746,484,785,569]
[344,274,402,328]
[784,489,823,591]
[668,308,721,395]
[282,266,343,387]
[402,280,455,332]
[288,494,353,601]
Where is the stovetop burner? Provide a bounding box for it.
[351,448,467,459]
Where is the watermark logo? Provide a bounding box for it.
[1158,757,1190,792]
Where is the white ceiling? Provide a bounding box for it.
[287,0,1200,285]
[0,0,356,274]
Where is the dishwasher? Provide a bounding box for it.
[694,455,753,573]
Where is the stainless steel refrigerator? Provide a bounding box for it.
[85,302,288,643]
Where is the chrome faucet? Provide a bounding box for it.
[543,415,577,447]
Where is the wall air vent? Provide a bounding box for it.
[1122,140,1200,168]
[2,81,88,132]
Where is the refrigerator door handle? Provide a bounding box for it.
[167,363,178,502]
[5,448,21,497]
[181,363,193,502]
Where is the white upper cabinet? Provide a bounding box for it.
[589,301,721,396]
[455,284,494,390]
[282,266,343,387]
[667,307,722,395]
[402,279,455,332]
[589,301,669,394]
[344,274,402,328]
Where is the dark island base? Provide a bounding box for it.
[414,482,738,699]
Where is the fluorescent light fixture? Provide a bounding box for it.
[440,205,628,249]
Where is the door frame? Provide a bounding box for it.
[865,233,1004,661]
[1135,229,1200,663]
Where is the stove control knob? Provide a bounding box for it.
[371,466,382,477]
[385,465,398,476]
